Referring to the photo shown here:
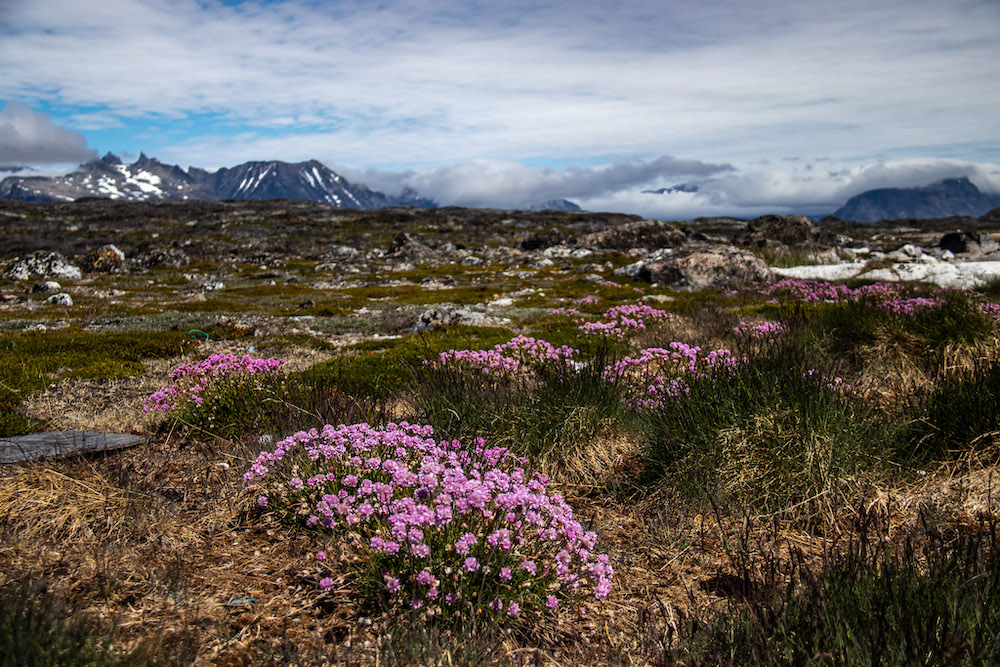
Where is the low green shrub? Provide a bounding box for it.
[903,358,1000,463]
[637,339,893,507]
[669,517,1000,665]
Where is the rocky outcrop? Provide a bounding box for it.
[133,246,191,271]
[938,231,1000,256]
[581,219,687,251]
[615,243,772,291]
[3,252,83,281]
[387,233,437,261]
[738,214,840,248]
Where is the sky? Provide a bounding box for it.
[1,0,999,218]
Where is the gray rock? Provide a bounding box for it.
[415,307,487,330]
[617,242,772,291]
[387,233,437,260]
[134,246,191,270]
[32,280,62,293]
[581,219,687,250]
[42,292,73,306]
[4,252,83,281]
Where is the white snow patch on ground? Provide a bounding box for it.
[773,261,1000,289]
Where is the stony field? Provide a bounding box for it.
[1,199,999,665]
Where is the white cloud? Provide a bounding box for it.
[0,102,96,164]
[573,158,1000,219]
[0,0,997,169]
[340,155,733,208]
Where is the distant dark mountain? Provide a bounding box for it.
[643,183,699,195]
[0,154,436,209]
[525,199,581,211]
[834,177,1000,222]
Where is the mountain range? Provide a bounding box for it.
[0,153,436,209]
[3,155,998,222]
[833,177,1000,222]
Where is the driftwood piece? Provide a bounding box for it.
[0,430,144,464]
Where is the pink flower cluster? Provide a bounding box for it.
[579,303,679,338]
[982,302,1000,319]
[870,297,942,317]
[547,307,583,318]
[143,353,284,412]
[426,336,577,378]
[603,343,740,409]
[756,279,903,304]
[733,320,787,342]
[245,422,613,620]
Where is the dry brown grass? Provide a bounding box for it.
[20,343,337,434]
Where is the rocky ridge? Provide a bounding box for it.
[0,153,435,209]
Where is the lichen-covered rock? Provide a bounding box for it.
[3,252,83,281]
[133,246,191,271]
[738,214,839,248]
[42,292,73,305]
[32,281,62,293]
[387,233,437,261]
[615,243,772,291]
[415,307,487,330]
[581,219,687,250]
[79,244,128,274]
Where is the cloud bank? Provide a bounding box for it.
[343,155,734,208]
[0,102,95,165]
[343,156,1000,220]
[1,0,998,170]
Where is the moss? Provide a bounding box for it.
[305,324,515,400]
[0,328,192,436]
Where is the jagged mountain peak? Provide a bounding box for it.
[0,155,436,209]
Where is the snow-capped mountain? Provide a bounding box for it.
[0,153,436,209]
[642,183,700,195]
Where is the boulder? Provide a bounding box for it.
[79,244,128,274]
[387,233,437,261]
[415,307,488,330]
[42,292,73,306]
[133,245,191,270]
[615,242,772,291]
[738,214,839,248]
[3,252,83,281]
[938,231,1000,255]
[581,219,687,250]
[32,281,62,293]
[520,229,565,250]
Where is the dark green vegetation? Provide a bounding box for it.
[665,514,1000,665]
[0,328,191,436]
[2,200,1000,664]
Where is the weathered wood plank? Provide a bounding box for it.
[0,430,145,464]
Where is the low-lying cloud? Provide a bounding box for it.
[0,102,96,165]
[342,155,734,208]
[345,156,1000,220]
